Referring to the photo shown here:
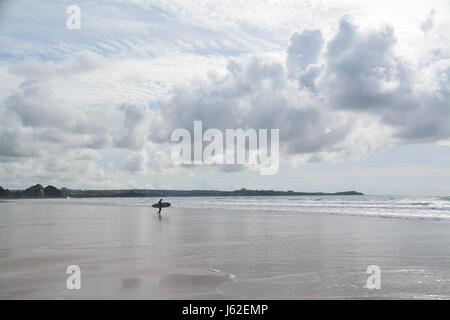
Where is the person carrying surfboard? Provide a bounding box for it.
[157,198,163,214]
[152,199,170,214]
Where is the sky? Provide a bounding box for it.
[0,0,449,195]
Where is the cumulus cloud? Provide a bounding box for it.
[286,29,324,88]
[123,149,149,173]
[113,103,151,150]
[0,51,157,187]
[421,9,435,34]
[0,128,41,158]
[3,50,155,151]
[151,54,350,156]
[1,15,449,187]
[148,18,449,169]
[317,19,450,142]
[13,50,105,76]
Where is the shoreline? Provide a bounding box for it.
[4,197,450,222]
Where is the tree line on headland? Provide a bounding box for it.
[0,184,364,199]
[0,184,63,198]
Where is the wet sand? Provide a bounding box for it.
[1,199,450,299]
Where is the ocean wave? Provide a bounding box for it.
[50,195,450,221]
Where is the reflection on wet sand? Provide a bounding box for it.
[1,199,450,299]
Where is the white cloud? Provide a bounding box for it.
[0,1,449,191]
[421,9,436,34]
[150,19,449,170]
[123,149,150,173]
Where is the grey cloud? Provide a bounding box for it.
[318,19,450,143]
[9,50,107,82]
[37,129,68,144]
[421,9,435,34]
[5,57,152,153]
[298,65,322,89]
[113,103,151,150]
[0,129,40,158]
[287,30,323,75]
[150,18,449,165]
[150,54,351,159]
[150,56,288,142]
[323,19,402,111]
[1,18,449,181]
[6,82,78,129]
[286,29,323,88]
[85,135,110,149]
[123,150,148,173]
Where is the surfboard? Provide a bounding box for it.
[152,202,171,208]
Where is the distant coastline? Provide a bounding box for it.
[0,184,364,199]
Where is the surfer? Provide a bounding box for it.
[152,199,170,215]
[157,198,163,214]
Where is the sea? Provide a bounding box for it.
[73,195,450,221]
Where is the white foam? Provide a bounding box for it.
[54,195,450,221]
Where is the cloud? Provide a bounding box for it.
[113,103,151,150]
[286,29,324,87]
[149,18,450,169]
[421,9,435,34]
[0,128,40,158]
[8,50,107,82]
[0,51,160,187]
[317,18,450,143]
[1,7,449,189]
[320,19,401,111]
[150,54,351,160]
[123,149,149,173]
